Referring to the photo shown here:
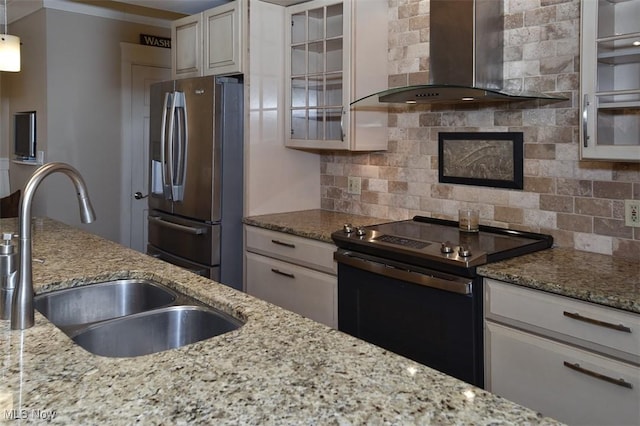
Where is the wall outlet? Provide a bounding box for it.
[625,199,640,227]
[347,176,361,195]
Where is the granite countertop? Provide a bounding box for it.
[0,217,560,424]
[478,247,640,315]
[242,209,390,243]
[245,210,639,316]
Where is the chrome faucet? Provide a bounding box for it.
[11,162,96,330]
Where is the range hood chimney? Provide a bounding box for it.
[353,0,566,105]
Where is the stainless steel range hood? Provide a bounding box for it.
[353,0,566,106]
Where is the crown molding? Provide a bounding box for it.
[6,0,187,28]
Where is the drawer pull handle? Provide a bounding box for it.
[563,311,632,333]
[563,361,633,389]
[271,268,295,279]
[148,216,206,235]
[271,239,295,248]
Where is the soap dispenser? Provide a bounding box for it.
[0,233,18,320]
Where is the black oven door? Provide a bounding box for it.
[335,250,484,388]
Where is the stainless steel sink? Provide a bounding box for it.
[34,278,244,357]
[34,279,177,331]
[72,305,242,357]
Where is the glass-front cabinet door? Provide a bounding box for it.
[285,0,388,151]
[289,2,344,144]
[581,0,640,161]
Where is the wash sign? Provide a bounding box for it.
[140,34,171,49]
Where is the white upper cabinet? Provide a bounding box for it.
[172,13,202,78]
[580,0,640,161]
[172,0,244,78]
[284,0,388,151]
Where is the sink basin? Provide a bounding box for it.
[72,305,243,357]
[34,279,177,331]
[35,278,244,357]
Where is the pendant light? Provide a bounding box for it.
[0,0,20,72]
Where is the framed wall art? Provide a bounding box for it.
[438,132,524,189]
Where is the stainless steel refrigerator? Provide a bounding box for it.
[147,75,243,291]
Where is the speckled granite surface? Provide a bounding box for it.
[246,210,639,316]
[478,247,640,315]
[243,209,390,243]
[0,217,561,424]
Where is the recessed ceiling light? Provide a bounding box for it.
[461,97,475,101]
[633,41,640,47]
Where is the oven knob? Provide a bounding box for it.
[440,241,454,254]
[343,223,354,234]
[355,227,367,237]
[458,244,472,257]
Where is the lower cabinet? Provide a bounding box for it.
[487,322,639,425]
[244,226,337,328]
[484,279,640,425]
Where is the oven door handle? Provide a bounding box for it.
[334,251,472,295]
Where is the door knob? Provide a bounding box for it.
[134,192,148,200]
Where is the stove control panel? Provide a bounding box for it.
[343,223,368,237]
[374,234,430,249]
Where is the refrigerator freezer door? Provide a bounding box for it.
[147,245,220,281]
[148,209,220,266]
[173,76,221,223]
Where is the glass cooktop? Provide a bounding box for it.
[332,216,554,269]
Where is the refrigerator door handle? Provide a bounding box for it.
[166,91,178,201]
[148,215,207,235]
[160,92,171,200]
[173,91,187,202]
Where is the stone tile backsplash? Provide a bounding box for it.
[320,0,640,260]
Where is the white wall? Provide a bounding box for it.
[4,10,48,214]
[245,0,320,216]
[2,8,169,242]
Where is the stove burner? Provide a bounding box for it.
[374,234,430,249]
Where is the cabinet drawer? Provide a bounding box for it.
[245,252,337,328]
[486,322,640,426]
[245,226,336,275]
[485,279,640,362]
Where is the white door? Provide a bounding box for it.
[120,43,171,252]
